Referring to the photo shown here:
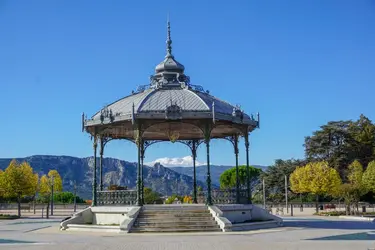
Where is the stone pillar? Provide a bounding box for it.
[234,134,240,204]
[192,140,198,204]
[99,137,104,191]
[244,133,251,204]
[92,135,98,206]
[204,125,212,205]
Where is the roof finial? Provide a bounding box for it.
[166,14,173,58]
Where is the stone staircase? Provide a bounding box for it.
[130,205,222,233]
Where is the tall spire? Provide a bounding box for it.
[166,15,173,58]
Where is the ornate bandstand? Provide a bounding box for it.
[82,21,260,207]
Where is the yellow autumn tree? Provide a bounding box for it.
[363,161,375,192]
[1,160,39,217]
[39,170,63,217]
[0,169,4,198]
[290,161,341,212]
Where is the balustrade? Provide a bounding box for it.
[97,190,137,206]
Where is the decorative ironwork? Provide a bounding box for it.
[167,130,180,143]
[136,84,149,93]
[100,106,115,123]
[81,112,85,132]
[97,190,138,206]
[232,106,244,121]
[165,103,182,120]
[190,84,204,92]
[198,189,248,204]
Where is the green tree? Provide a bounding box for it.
[220,165,262,190]
[304,115,375,178]
[143,187,163,204]
[39,170,63,217]
[1,160,39,217]
[348,115,375,167]
[363,161,375,193]
[53,192,85,204]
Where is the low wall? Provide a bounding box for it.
[216,204,253,223]
[92,206,134,225]
[60,206,141,232]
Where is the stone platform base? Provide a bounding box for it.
[60,204,283,233]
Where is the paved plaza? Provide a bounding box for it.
[1,216,375,250]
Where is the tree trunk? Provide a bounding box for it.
[315,195,319,213]
[46,198,50,219]
[17,196,21,218]
[345,204,350,215]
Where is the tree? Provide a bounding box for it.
[348,115,375,167]
[220,165,262,189]
[304,121,353,175]
[304,115,375,178]
[1,160,39,217]
[289,161,342,212]
[0,170,4,198]
[363,161,375,193]
[261,159,305,202]
[39,170,63,217]
[165,194,183,204]
[336,160,366,214]
[52,192,85,204]
[143,187,163,204]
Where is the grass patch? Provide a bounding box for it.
[0,214,20,220]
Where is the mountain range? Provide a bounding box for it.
[0,155,267,199]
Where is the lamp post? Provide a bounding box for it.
[51,176,54,216]
[74,181,77,212]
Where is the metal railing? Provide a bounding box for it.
[97,190,137,206]
[198,189,249,204]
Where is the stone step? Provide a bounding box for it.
[130,227,222,233]
[141,210,210,213]
[136,218,215,223]
[138,213,212,218]
[134,221,218,227]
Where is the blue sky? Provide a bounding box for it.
[0,1,374,166]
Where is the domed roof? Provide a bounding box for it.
[86,20,258,136]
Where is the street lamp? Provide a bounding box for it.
[51,176,54,216]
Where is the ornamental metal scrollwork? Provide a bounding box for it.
[232,106,244,122]
[165,103,182,120]
[100,106,115,123]
[190,84,204,92]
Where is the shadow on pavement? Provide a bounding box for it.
[284,219,375,230]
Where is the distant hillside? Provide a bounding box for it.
[0,155,210,199]
[169,165,268,186]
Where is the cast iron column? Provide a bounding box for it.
[204,125,212,205]
[192,140,198,204]
[140,140,145,205]
[234,134,240,204]
[136,128,142,206]
[245,133,251,204]
[92,135,98,206]
[99,137,104,191]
